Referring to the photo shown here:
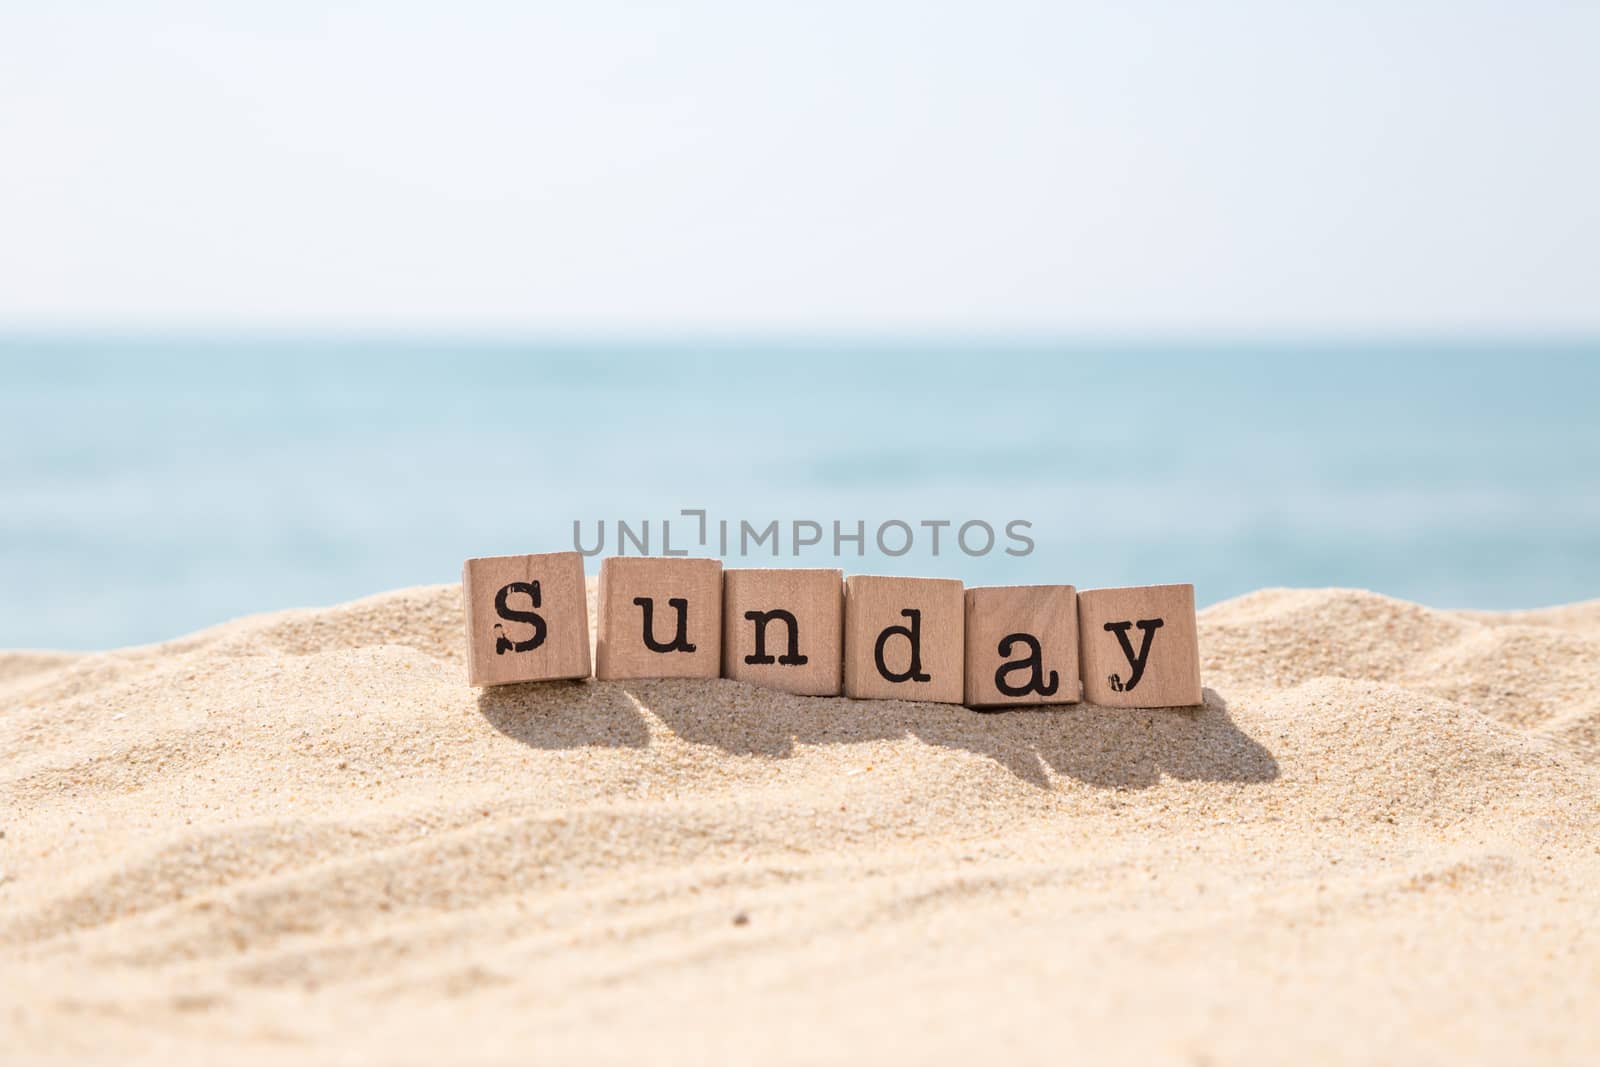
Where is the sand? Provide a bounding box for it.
[3,584,1598,1065]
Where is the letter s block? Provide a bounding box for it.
[843,575,964,703]
[462,551,592,686]
[963,585,1080,708]
[1077,583,1202,707]
[595,556,723,680]
[722,568,844,695]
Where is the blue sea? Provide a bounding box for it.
[3,335,1597,650]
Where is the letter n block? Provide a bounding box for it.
[462,551,591,686]
[1077,583,1202,707]
[843,575,964,703]
[963,585,1080,708]
[595,557,723,680]
[722,568,844,696]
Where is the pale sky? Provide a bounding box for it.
[1,1,1596,334]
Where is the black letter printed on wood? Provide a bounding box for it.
[596,556,723,679]
[722,568,843,695]
[1077,584,1202,707]
[962,585,1079,707]
[462,552,592,686]
[843,575,964,703]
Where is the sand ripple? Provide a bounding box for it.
[3,585,1598,1064]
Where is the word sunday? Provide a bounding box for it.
[461,552,1202,709]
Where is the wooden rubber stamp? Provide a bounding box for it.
[842,575,964,703]
[963,584,1080,708]
[722,568,844,696]
[1077,583,1201,707]
[462,551,591,686]
[596,556,723,680]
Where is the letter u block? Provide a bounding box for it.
[842,575,964,703]
[595,556,723,680]
[1077,583,1202,707]
[462,551,592,686]
[722,568,844,695]
[963,585,1080,708]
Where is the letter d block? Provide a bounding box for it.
[462,552,592,686]
[1077,583,1202,707]
[843,575,964,703]
[963,585,1080,708]
[723,568,844,696]
[596,557,723,680]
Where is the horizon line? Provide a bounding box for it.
[2,322,1599,349]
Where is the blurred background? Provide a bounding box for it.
[2,3,1597,649]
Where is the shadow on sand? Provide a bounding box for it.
[477,678,651,750]
[478,678,1277,790]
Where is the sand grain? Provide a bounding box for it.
[3,585,1598,1064]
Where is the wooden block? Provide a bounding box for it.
[842,575,964,703]
[1077,583,1202,707]
[963,585,1080,708]
[595,556,723,680]
[462,551,591,686]
[722,568,844,696]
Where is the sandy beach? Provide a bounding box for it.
[3,583,1598,1065]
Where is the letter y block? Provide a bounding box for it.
[1077,583,1202,707]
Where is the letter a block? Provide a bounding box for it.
[1077,583,1202,707]
[462,551,592,686]
[722,568,844,696]
[963,585,1080,708]
[596,556,723,680]
[843,575,964,703]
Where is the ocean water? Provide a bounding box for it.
[2,335,1597,650]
